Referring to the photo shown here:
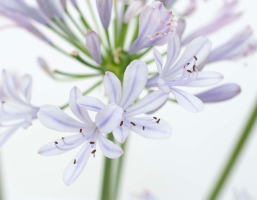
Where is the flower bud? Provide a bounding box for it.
[86,30,102,64]
[96,0,112,29]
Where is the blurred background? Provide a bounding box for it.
[0,0,257,199]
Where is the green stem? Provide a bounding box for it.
[105,30,112,57]
[75,7,91,29]
[60,80,102,110]
[131,17,139,45]
[85,0,101,34]
[168,98,177,103]
[54,70,103,78]
[100,133,115,200]
[207,98,257,200]
[65,9,85,36]
[119,23,128,49]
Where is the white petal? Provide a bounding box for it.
[126,90,169,117]
[76,96,105,112]
[119,60,148,109]
[176,18,186,38]
[153,48,163,74]
[0,123,21,149]
[104,72,122,104]
[127,117,172,139]
[95,104,123,134]
[113,126,130,143]
[37,105,89,132]
[185,72,223,87]
[146,74,160,88]
[19,74,33,102]
[163,34,180,72]
[166,36,212,77]
[98,133,123,158]
[63,142,91,186]
[170,88,204,113]
[69,87,93,123]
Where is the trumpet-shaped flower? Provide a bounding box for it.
[146,35,224,112]
[208,26,257,63]
[37,87,124,185]
[129,1,177,54]
[0,70,39,148]
[77,60,172,144]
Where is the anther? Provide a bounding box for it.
[91,149,96,154]
[62,137,65,140]
[161,21,165,24]
[1,101,5,104]
[153,117,157,120]
[194,56,197,60]
[70,51,78,56]
[143,126,145,130]
[124,110,126,113]
[54,141,58,144]
[193,65,196,71]
[90,141,95,144]
[151,37,155,40]
[183,63,190,69]
[156,119,161,124]
[80,129,82,133]
[74,159,77,164]
[120,121,123,126]
[130,122,136,126]
[167,23,171,26]
[156,32,160,35]
[187,70,192,73]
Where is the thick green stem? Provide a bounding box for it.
[207,98,257,200]
[60,80,102,110]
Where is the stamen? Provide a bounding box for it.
[1,101,5,104]
[120,121,123,126]
[194,56,198,60]
[156,32,160,35]
[130,122,136,126]
[90,141,95,144]
[62,137,65,140]
[193,65,196,71]
[183,63,190,69]
[124,110,126,113]
[74,159,77,164]
[153,117,157,120]
[80,129,82,133]
[91,149,96,154]
[187,70,192,73]
[161,21,165,24]
[151,37,155,40]
[156,119,161,124]
[143,126,145,130]
[54,141,58,144]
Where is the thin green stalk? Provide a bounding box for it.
[65,9,85,36]
[75,7,91,29]
[207,98,257,200]
[119,23,128,49]
[168,98,177,103]
[146,52,167,64]
[100,133,115,200]
[54,70,103,78]
[136,46,153,59]
[105,30,113,57]
[131,17,139,45]
[85,0,101,34]
[60,80,102,110]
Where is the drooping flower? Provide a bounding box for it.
[129,1,177,54]
[0,70,39,148]
[208,26,257,63]
[124,0,146,23]
[37,87,124,185]
[196,83,241,103]
[77,60,172,143]
[86,30,102,64]
[96,0,112,30]
[146,35,224,112]
[181,0,243,45]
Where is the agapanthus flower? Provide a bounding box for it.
[146,35,224,112]
[37,87,124,185]
[181,0,242,45]
[208,26,257,63]
[0,70,39,148]
[77,60,172,143]
[129,1,177,54]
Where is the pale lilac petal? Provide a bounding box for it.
[176,18,186,38]
[119,60,148,109]
[70,0,77,7]
[126,90,169,117]
[146,74,160,88]
[63,142,91,186]
[19,74,33,102]
[157,78,170,93]
[127,117,172,139]
[76,96,105,112]
[113,126,130,143]
[170,88,203,113]
[163,34,180,72]
[37,105,89,132]
[165,36,212,78]
[124,0,145,23]
[153,48,163,74]
[182,0,196,16]
[0,123,21,149]
[95,104,123,134]
[96,0,112,29]
[38,132,91,156]
[196,84,241,103]
[60,0,67,9]
[36,0,64,20]
[185,72,223,87]
[86,30,102,64]
[146,98,167,114]
[98,133,123,158]
[69,87,93,124]
[104,72,122,104]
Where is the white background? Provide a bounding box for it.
[0,0,257,199]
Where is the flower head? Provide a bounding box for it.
[129,1,177,54]
[0,70,39,148]
[77,60,172,143]
[146,35,224,112]
[37,87,124,185]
